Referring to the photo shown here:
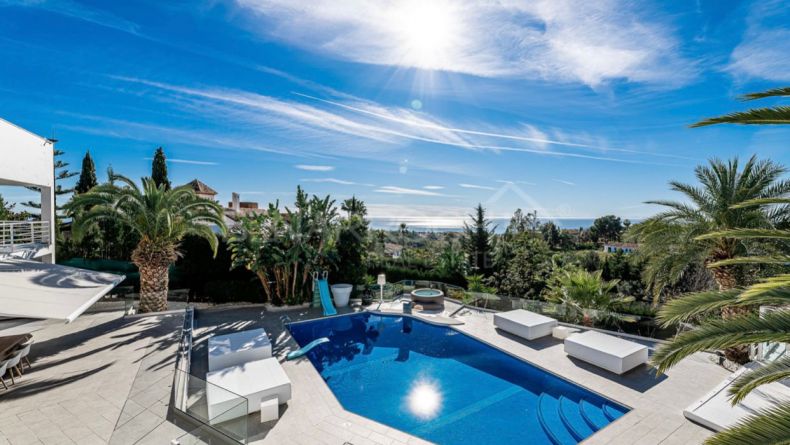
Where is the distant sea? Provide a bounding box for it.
[368,217,631,233]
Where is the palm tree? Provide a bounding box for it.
[398,222,408,257]
[340,196,367,218]
[652,197,790,444]
[629,156,790,302]
[69,175,226,312]
[691,87,790,127]
[545,269,633,326]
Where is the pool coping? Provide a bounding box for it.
[285,310,636,443]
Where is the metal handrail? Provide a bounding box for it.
[0,220,51,247]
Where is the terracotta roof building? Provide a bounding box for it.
[186,179,218,200]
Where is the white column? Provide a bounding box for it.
[39,185,55,263]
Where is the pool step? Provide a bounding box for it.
[603,402,625,421]
[537,394,578,445]
[558,396,595,441]
[579,399,610,432]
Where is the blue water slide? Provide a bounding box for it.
[318,278,337,316]
[286,337,330,360]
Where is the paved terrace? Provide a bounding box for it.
[0,302,730,444]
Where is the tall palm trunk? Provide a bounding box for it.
[709,262,752,364]
[132,239,177,313]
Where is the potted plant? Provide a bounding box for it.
[330,283,353,307]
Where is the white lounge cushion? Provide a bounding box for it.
[209,328,272,372]
[494,309,558,340]
[564,331,648,375]
[206,357,292,424]
[684,362,790,431]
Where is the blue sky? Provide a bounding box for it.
[1,0,788,227]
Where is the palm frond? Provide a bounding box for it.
[708,256,790,267]
[656,289,741,327]
[690,106,790,127]
[728,356,790,404]
[739,275,790,304]
[741,87,790,101]
[651,311,790,373]
[697,229,790,241]
[704,402,790,445]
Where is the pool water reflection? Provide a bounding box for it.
[288,312,627,445]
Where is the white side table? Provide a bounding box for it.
[552,326,580,340]
[260,397,280,422]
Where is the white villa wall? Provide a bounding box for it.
[0,117,54,188]
[0,117,56,262]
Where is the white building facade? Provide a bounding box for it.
[0,118,56,263]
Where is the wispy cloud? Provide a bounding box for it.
[496,179,536,186]
[144,157,217,165]
[110,76,685,167]
[4,0,140,34]
[423,185,444,190]
[301,177,373,186]
[295,164,335,171]
[459,183,496,191]
[374,186,444,196]
[726,2,790,81]
[553,179,576,186]
[234,0,695,87]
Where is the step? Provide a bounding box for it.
[603,402,626,421]
[558,396,595,441]
[579,399,610,432]
[537,394,578,445]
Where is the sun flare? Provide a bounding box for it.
[406,379,443,419]
[390,1,460,69]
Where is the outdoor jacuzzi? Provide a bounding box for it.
[411,288,444,305]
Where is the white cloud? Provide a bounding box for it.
[234,0,695,87]
[553,179,576,186]
[144,157,217,165]
[728,31,790,81]
[459,183,496,191]
[727,3,790,81]
[374,186,444,196]
[111,77,684,167]
[301,177,373,186]
[295,164,335,171]
[423,185,444,190]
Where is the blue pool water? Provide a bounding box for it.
[288,313,628,445]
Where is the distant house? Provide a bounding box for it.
[603,242,637,254]
[384,242,403,259]
[224,192,265,222]
[186,179,218,201]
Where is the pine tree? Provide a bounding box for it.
[151,147,171,190]
[24,148,77,214]
[74,151,98,194]
[463,204,494,275]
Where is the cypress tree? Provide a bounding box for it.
[463,204,493,275]
[151,147,171,190]
[75,151,98,194]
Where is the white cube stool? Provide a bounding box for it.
[552,326,580,340]
[260,398,280,422]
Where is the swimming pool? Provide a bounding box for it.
[288,312,628,445]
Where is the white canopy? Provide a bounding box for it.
[0,259,124,322]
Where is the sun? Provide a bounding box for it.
[390,1,460,70]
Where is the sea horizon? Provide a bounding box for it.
[368,217,641,233]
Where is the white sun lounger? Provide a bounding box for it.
[208,328,272,372]
[206,357,292,424]
[493,309,558,340]
[564,330,648,375]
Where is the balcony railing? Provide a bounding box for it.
[0,221,50,248]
